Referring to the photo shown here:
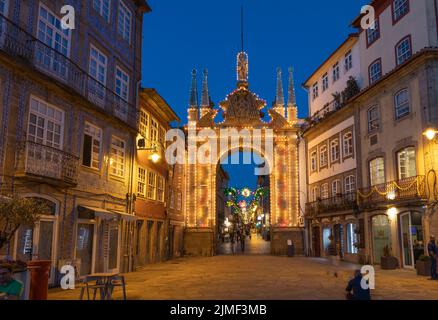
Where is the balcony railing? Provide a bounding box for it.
[357,175,427,210]
[0,14,137,128]
[15,141,79,186]
[305,192,357,217]
[302,99,343,130]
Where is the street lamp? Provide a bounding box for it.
[423,128,438,141]
[137,138,161,163]
[150,152,161,163]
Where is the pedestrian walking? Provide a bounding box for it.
[428,235,437,280]
[326,237,339,278]
[230,232,236,255]
[240,231,246,253]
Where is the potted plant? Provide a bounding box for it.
[416,255,431,276]
[0,196,48,252]
[380,245,399,270]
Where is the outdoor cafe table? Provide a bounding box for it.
[81,272,119,300]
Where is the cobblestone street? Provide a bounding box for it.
[49,237,438,300]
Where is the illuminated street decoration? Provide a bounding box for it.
[183,47,302,256]
[223,187,269,225]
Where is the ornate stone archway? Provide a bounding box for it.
[183,52,304,256]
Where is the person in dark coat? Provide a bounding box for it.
[230,232,236,255]
[346,270,371,300]
[428,235,437,280]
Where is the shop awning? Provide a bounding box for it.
[109,210,137,222]
[78,205,118,221]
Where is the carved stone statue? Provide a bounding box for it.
[236,52,248,83]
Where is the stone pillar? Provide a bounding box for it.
[183,228,215,257]
[271,227,304,256]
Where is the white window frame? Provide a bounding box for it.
[344,50,353,72]
[92,0,110,21]
[150,117,158,144]
[396,37,412,66]
[117,0,132,43]
[394,88,410,119]
[369,59,382,84]
[345,175,356,194]
[319,145,328,168]
[367,106,379,133]
[89,45,108,105]
[147,171,157,200]
[83,122,102,170]
[369,157,385,186]
[393,0,409,22]
[310,151,317,172]
[367,19,380,45]
[311,186,319,202]
[158,126,166,148]
[346,223,358,254]
[343,132,354,157]
[397,147,416,179]
[27,96,65,149]
[322,73,329,92]
[321,183,329,199]
[332,62,340,82]
[115,66,130,102]
[157,175,165,202]
[115,66,130,121]
[110,136,125,178]
[330,139,340,163]
[137,167,146,197]
[36,3,71,78]
[331,180,341,197]
[312,82,319,100]
[139,109,150,140]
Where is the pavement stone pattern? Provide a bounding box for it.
[49,251,438,300]
[217,234,271,255]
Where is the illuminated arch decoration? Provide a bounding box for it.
[183,51,303,256]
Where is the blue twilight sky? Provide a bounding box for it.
[141,0,369,188]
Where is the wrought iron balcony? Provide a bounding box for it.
[302,99,343,130]
[357,175,427,210]
[305,192,357,218]
[15,141,79,186]
[0,14,137,128]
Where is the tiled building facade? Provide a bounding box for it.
[0,0,150,284]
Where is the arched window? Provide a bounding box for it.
[319,145,328,168]
[321,183,329,199]
[369,157,385,186]
[395,36,412,65]
[394,89,410,119]
[311,186,319,202]
[310,151,317,172]
[343,132,354,157]
[330,139,340,162]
